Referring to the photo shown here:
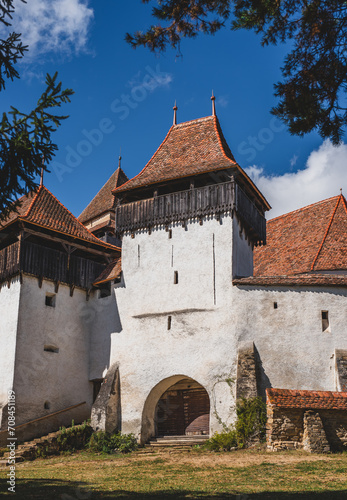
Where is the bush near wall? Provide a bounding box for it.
[88,431,138,454]
[22,424,137,460]
[205,397,267,451]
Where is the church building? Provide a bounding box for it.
[0,101,346,452]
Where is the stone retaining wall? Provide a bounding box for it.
[267,406,347,452]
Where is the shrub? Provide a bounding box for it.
[204,429,238,451]
[56,421,93,452]
[235,397,267,448]
[204,396,267,452]
[88,431,138,454]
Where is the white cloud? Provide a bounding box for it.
[289,154,298,167]
[128,67,173,92]
[245,140,347,219]
[4,0,94,60]
[216,95,229,108]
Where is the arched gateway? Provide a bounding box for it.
[141,375,210,444]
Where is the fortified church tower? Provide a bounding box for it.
[91,100,270,442]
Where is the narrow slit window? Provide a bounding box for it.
[168,229,172,239]
[44,345,59,354]
[322,311,330,332]
[44,401,50,410]
[274,302,278,309]
[174,271,178,284]
[167,316,172,330]
[45,294,56,307]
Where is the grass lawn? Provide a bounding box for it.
[1,447,347,499]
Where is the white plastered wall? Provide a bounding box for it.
[108,212,253,441]
[13,276,94,425]
[0,277,21,428]
[233,285,347,394]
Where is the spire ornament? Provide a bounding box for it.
[118,147,122,169]
[211,91,216,116]
[173,101,178,125]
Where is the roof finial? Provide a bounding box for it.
[173,101,178,125]
[340,188,343,196]
[211,90,216,116]
[118,147,122,169]
[40,156,44,186]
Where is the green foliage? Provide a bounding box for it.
[204,428,238,451]
[56,421,93,453]
[126,0,230,54]
[235,396,267,447]
[204,396,266,451]
[129,0,347,143]
[88,431,138,454]
[0,0,73,218]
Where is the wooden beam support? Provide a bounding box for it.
[21,227,118,259]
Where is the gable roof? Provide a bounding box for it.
[93,258,122,285]
[253,194,347,276]
[113,115,270,209]
[79,167,128,224]
[266,388,347,411]
[0,185,119,251]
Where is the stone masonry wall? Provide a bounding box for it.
[303,411,330,453]
[335,350,347,392]
[267,406,347,452]
[266,406,304,451]
[236,343,258,400]
[320,410,347,451]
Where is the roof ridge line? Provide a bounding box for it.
[24,185,43,218]
[175,115,214,127]
[39,186,120,251]
[268,195,340,223]
[341,193,347,215]
[212,115,236,166]
[311,195,341,271]
[79,168,119,221]
[212,116,270,209]
[113,125,174,194]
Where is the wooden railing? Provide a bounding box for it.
[116,181,266,244]
[0,401,87,436]
[0,241,20,279]
[0,240,105,288]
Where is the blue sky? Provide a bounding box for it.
[2,1,346,218]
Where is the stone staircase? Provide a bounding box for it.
[146,435,209,449]
[0,429,69,466]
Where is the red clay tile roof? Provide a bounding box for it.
[113,115,270,209]
[266,388,347,410]
[0,185,120,251]
[94,258,121,285]
[254,195,347,276]
[79,167,128,224]
[233,274,347,287]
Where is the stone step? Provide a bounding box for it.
[147,435,209,448]
[153,435,209,441]
[0,425,82,465]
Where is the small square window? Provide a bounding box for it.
[99,282,111,298]
[45,294,56,307]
